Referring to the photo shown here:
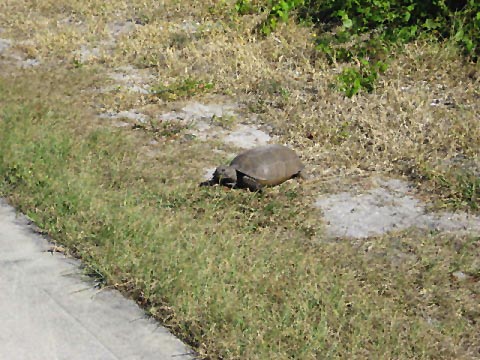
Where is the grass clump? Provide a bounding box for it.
[419,165,480,211]
[151,78,215,101]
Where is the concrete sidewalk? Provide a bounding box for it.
[0,199,194,360]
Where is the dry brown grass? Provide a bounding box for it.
[4,0,476,207]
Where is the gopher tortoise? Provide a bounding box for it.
[202,144,306,191]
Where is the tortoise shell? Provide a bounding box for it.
[230,144,304,186]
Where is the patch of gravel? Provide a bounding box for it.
[0,38,11,52]
[179,20,201,33]
[99,71,272,149]
[107,20,137,38]
[0,37,40,69]
[159,102,272,148]
[160,102,238,121]
[315,177,480,239]
[73,20,140,66]
[223,124,272,149]
[21,58,41,67]
[106,65,154,94]
[75,45,103,64]
[99,109,149,126]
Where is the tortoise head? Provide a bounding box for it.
[213,165,237,185]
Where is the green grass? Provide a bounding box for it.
[422,168,480,211]
[150,77,215,101]
[1,74,479,359]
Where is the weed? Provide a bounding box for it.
[420,165,480,211]
[132,119,189,140]
[210,114,237,129]
[235,0,261,15]
[150,78,214,101]
[262,0,306,35]
[338,59,388,97]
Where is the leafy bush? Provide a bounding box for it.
[306,0,479,56]
[309,0,479,95]
[338,59,388,97]
[235,0,480,96]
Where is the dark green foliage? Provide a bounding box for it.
[306,0,479,57]
[309,0,479,95]
[235,0,480,96]
[263,0,306,34]
[338,59,388,97]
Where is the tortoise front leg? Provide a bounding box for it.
[240,175,263,192]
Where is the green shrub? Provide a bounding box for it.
[235,0,480,96]
[338,60,388,97]
[308,0,479,95]
[305,0,479,54]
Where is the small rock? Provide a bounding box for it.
[451,271,470,282]
[0,38,11,52]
